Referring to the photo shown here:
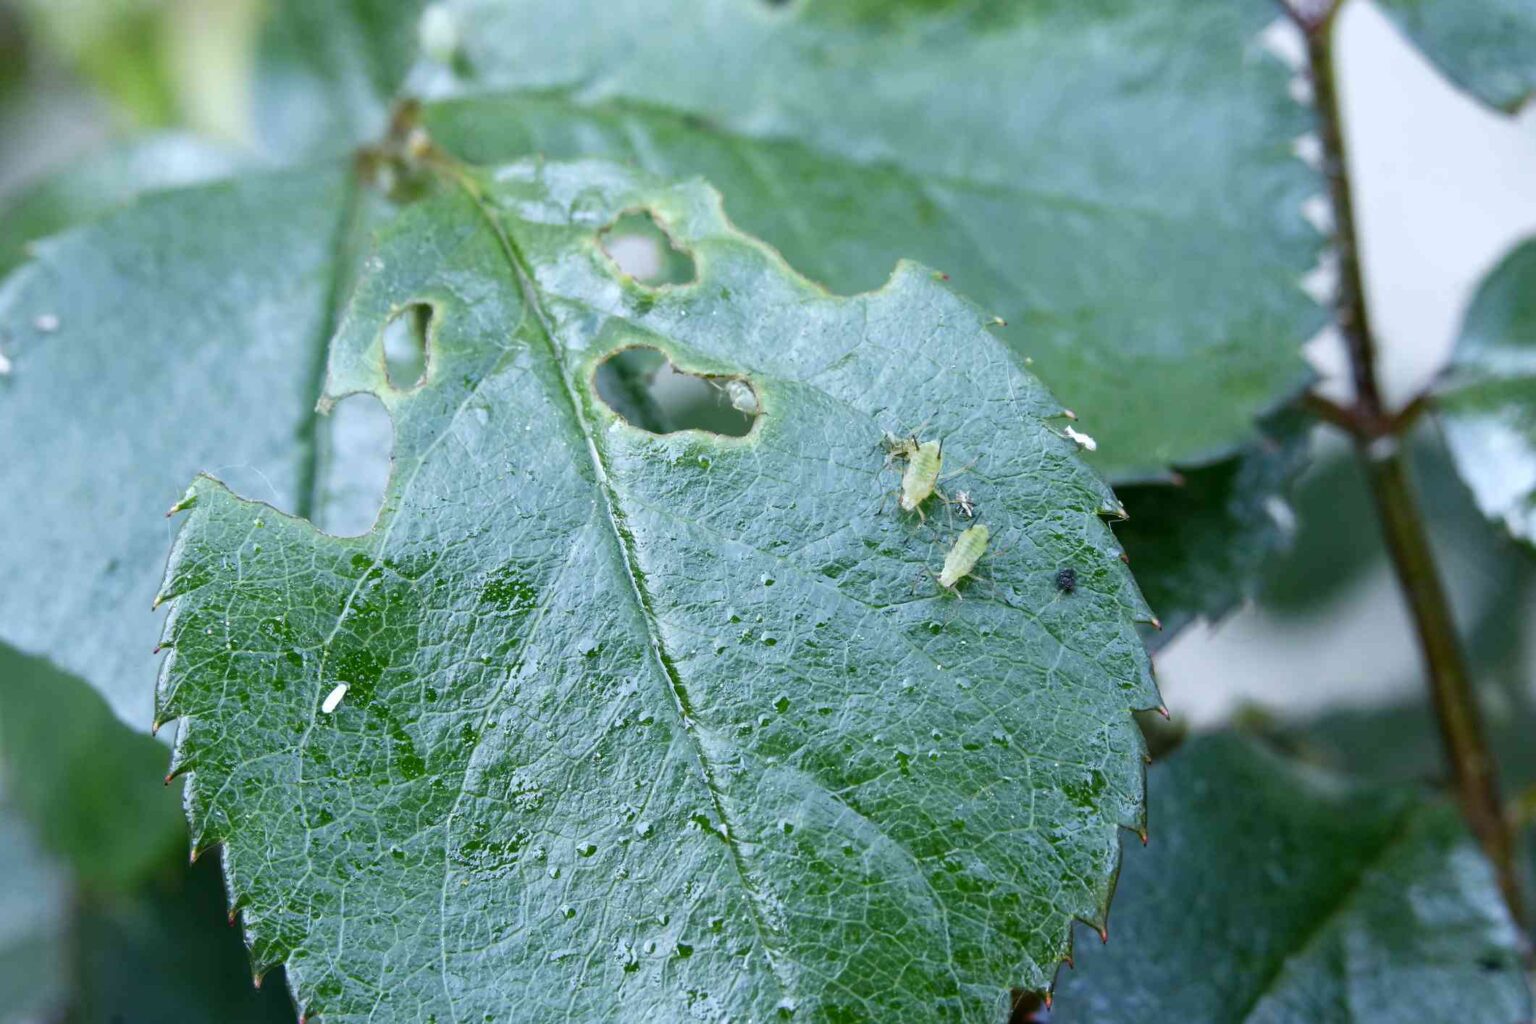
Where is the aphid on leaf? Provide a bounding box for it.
[938,524,990,593]
[321,682,350,715]
[710,377,761,416]
[899,438,944,519]
[1055,567,1077,594]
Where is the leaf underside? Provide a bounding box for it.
[1050,736,1531,1023]
[413,0,1324,481]
[157,159,1159,1022]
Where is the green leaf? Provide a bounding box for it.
[71,858,298,1024]
[0,809,69,1024]
[1050,735,1532,1023]
[0,646,297,1020]
[157,159,1159,1021]
[1115,415,1310,645]
[414,0,1324,481]
[1435,235,1536,547]
[1375,0,1536,113]
[0,645,183,892]
[0,133,244,276]
[0,167,363,728]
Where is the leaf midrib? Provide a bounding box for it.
[443,166,798,1006]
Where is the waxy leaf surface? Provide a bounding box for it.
[157,159,1159,1022]
[1051,736,1532,1023]
[414,0,1324,480]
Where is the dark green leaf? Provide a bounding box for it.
[1050,735,1532,1023]
[1435,235,1536,547]
[1116,415,1310,645]
[71,858,297,1024]
[415,0,1324,481]
[157,159,1158,1021]
[1376,0,1536,113]
[0,645,182,891]
[0,647,294,1019]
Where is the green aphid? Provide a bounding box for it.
[939,524,989,591]
[899,439,944,518]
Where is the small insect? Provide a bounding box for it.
[952,490,977,519]
[711,377,761,416]
[938,524,990,592]
[880,431,920,464]
[321,682,350,715]
[1063,425,1098,452]
[899,439,944,519]
[1055,567,1077,594]
[723,379,759,416]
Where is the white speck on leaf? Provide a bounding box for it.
[33,313,59,333]
[1064,425,1098,451]
[321,682,350,714]
[0,351,11,375]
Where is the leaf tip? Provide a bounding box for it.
[165,487,198,518]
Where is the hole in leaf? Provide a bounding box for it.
[382,303,431,390]
[593,346,758,437]
[316,392,391,536]
[599,211,696,286]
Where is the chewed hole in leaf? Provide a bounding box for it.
[593,346,758,437]
[382,303,431,390]
[317,392,392,537]
[599,211,697,286]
